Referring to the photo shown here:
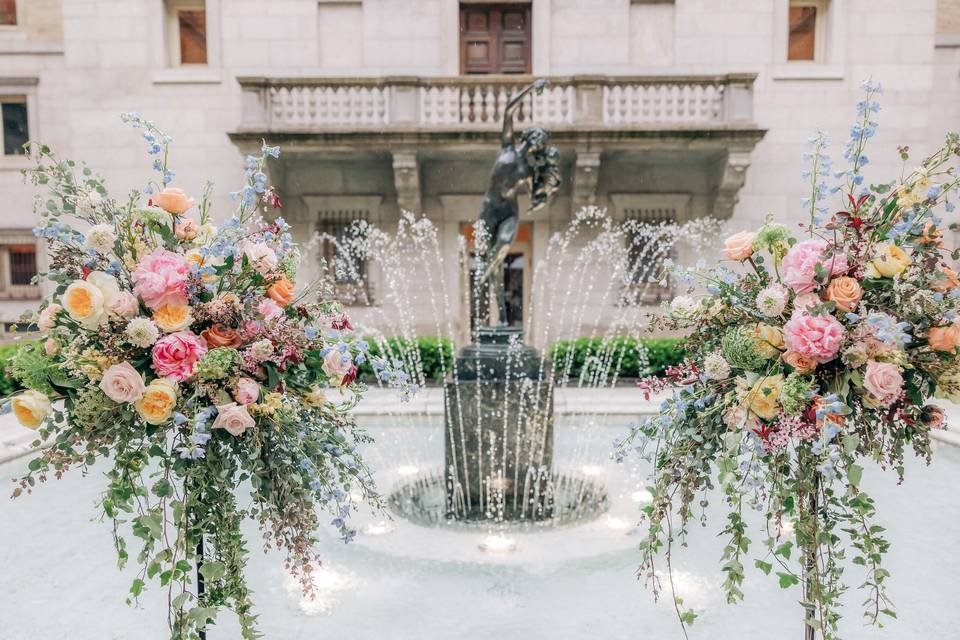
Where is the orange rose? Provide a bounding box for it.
[267,276,295,307]
[824,276,863,313]
[928,324,960,353]
[931,267,960,293]
[153,187,195,215]
[782,349,817,373]
[201,323,243,348]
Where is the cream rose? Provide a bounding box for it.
[748,374,783,420]
[62,271,121,329]
[99,362,147,403]
[723,231,755,261]
[134,378,178,425]
[11,390,52,429]
[753,324,785,359]
[213,402,256,436]
[153,303,194,333]
[108,291,140,320]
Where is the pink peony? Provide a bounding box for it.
[783,313,845,363]
[863,360,903,404]
[151,330,207,381]
[780,239,849,294]
[132,248,191,310]
[257,297,283,321]
[233,377,260,405]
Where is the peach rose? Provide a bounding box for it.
[201,323,243,348]
[174,218,198,241]
[213,402,256,437]
[723,231,755,261]
[267,276,295,307]
[920,222,944,247]
[99,362,146,403]
[135,378,178,425]
[824,276,863,313]
[154,187,195,215]
[928,323,960,353]
[782,349,818,373]
[931,267,960,293]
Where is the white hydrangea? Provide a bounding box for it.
[756,284,788,317]
[84,224,116,254]
[74,188,103,217]
[125,318,160,348]
[703,352,731,380]
[669,295,700,320]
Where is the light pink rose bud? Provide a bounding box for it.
[38,303,62,330]
[108,291,140,319]
[99,362,147,403]
[174,218,199,241]
[723,231,755,261]
[213,402,256,436]
[233,377,260,405]
[322,348,353,378]
[44,338,59,356]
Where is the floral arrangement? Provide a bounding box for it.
[5,114,408,639]
[618,82,960,638]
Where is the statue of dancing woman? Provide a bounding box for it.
[475,78,561,327]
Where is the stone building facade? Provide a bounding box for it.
[0,0,958,343]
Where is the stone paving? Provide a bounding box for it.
[2,387,958,464]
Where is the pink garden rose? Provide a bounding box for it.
[863,360,903,404]
[151,331,207,381]
[242,241,278,275]
[108,291,140,319]
[257,297,283,321]
[783,312,845,363]
[780,239,849,294]
[322,348,353,378]
[723,231,755,261]
[233,377,260,405]
[132,248,191,310]
[37,303,62,330]
[213,402,256,436]
[793,292,821,314]
[99,362,147,403]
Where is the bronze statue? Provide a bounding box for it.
[475,78,561,326]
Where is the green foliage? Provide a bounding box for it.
[0,341,32,396]
[5,341,53,395]
[358,336,454,384]
[549,337,686,380]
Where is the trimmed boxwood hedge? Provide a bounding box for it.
[357,336,455,384]
[0,341,36,396]
[548,336,685,380]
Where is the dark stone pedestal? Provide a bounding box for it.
[443,327,555,521]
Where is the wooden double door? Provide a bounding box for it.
[460,3,532,74]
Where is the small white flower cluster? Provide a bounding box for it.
[669,295,701,320]
[756,284,788,317]
[84,224,117,254]
[703,352,731,380]
[126,317,160,348]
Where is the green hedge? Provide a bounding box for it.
[0,341,35,397]
[548,337,685,380]
[358,336,455,384]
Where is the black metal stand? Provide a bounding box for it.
[197,535,207,640]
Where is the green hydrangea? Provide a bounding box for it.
[8,342,55,394]
[753,215,791,250]
[72,386,119,433]
[131,207,169,227]
[195,347,241,382]
[780,373,816,416]
[721,327,766,372]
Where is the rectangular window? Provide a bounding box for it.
[788,1,827,62]
[319,219,372,306]
[178,9,207,64]
[460,3,532,74]
[1,98,28,156]
[166,1,208,66]
[624,211,676,305]
[0,0,16,26]
[8,245,36,285]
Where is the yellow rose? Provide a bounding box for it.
[753,324,785,359]
[302,385,328,408]
[11,390,52,429]
[748,374,783,420]
[153,304,193,333]
[61,272,121,329]
[870,243,911,278]
[135,378,178,425]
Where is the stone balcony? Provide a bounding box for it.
[231,74,765,219]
